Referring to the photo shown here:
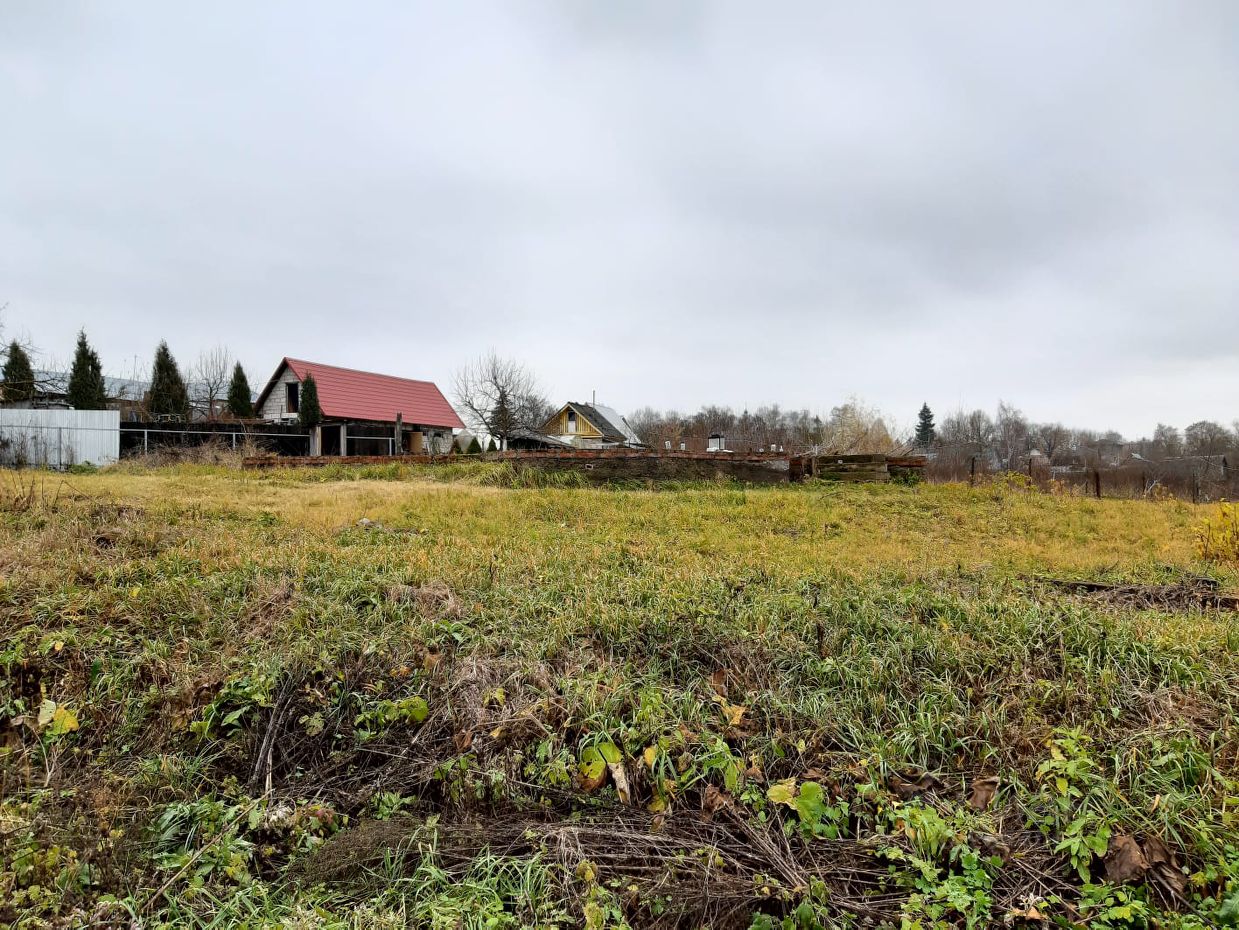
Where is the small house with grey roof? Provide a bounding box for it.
[541,401,645,450]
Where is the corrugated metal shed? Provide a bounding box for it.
[0,409,120,468]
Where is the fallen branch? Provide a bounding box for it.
[1033,576,1239,611]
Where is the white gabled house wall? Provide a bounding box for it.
[258,363,302,422]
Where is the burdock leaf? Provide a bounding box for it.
[579,747,608,791]
[767,778,798,807]
[793,781,828,828]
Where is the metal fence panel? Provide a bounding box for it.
[0,409,121,468]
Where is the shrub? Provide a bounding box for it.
[1197,504,1239,562]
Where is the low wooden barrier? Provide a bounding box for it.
[789,454,926,483]
[243,449,926,485]
[243,449,792,484]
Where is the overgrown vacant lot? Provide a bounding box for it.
[3,464,1239,929]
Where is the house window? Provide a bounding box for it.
[286,382,299,414]
[567,410,578,433]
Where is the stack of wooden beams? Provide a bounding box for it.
[811,453,891,482]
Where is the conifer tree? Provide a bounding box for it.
[148,341,190,419]
[66,331,107,410]
[2,341,36,404]
[226,362,254,418]
[915,403,936,448]
[298,373,323,428]
[467,435,483,455]
[487,438,498,453]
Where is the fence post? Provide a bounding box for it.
[1093,469,1101,499]
[969,456,977,486]
[143,430,148,454]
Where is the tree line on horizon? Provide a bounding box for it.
[3,327,1235,461]
[628,399,1239,464]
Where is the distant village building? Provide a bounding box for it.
[0,370,150,418]
[540,402,644,450]
[1159,454,1230,482]
[255,358,462,455]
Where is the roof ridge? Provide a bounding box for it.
[285,357,436,387]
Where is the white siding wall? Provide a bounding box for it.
[0,409,120,468]
[259,366,301,421]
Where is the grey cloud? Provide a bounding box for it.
[1,1,1236,437]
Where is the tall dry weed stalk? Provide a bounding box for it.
[1197,504,1239,562]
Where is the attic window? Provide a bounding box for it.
[567,410,578,433]
[286,382,299,414]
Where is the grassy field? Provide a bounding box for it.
[3,463,1239,929]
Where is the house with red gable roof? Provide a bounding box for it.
[255,358,463,456]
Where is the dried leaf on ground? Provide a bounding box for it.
[1104,835,1148,884]
[1142,835,1187,901]
[701,785,733,820]
[890,771,943,799]
[968,775,1000,810]
[608,760,632,805]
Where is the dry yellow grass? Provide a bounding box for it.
[34,466,1223,579]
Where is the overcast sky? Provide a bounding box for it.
[2,2,1236,437]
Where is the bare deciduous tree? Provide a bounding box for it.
[452,352,548,449]
[1036,422,1069,462]
[1185,420,1231,458]
[994,400,1030,470]
[1146,424,1181,460]
[821,397,896,453]
[192,345,233,420]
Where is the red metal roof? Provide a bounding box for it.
[262,358,464,428]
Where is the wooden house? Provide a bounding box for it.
[255,358,463,455]
[541,401,644,449]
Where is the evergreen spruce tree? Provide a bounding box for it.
[487,438,498,453]
[298,373,323,428]
[467,435,483,455]
[2,341,36,404]
[226,362,254,418]
[148,341,190,419]
[915,403,936,448]
[66,331,107,410]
